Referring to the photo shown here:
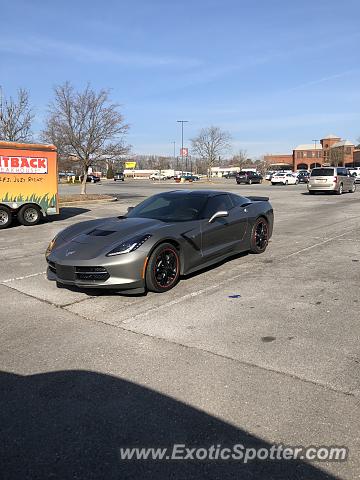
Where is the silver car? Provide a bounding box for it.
[307,167,356,195]
[46,190,274,294]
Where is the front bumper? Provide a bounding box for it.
[46,250,147,291]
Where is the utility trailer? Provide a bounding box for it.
[0,141,58,229]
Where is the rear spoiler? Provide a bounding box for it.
[246,196,269,202]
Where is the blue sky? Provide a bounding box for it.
[1,0,359,158]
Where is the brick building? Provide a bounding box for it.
[293,134,358,170]
[266,134,359,171]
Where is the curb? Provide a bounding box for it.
[59,197,118,207]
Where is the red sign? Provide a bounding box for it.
[0,156,48,174]
[180,148,188,157]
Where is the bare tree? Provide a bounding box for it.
[42,82,130,194]
[329,147,344,167]
[232,149,251,171]
[191,126,231,179]
[0,87,34,142]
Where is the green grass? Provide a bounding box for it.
[0,192,57,210]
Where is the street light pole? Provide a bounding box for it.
[312,139,319,167]
[177,120,188,175]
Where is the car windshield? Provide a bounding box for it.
[311,168,334,177]
[126,193,208,222]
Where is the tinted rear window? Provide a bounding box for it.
[311,168,334,177]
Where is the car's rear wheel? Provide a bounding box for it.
[146,243,180,293]
[250,217,269,254]
[0,206,12,229]
[337,183,343,195]
[18,204,42,226]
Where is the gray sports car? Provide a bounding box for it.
[46,190,273,293]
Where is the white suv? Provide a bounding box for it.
[348,167,360,183]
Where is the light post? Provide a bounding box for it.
[177,120,188,175]
[312,139,319,168]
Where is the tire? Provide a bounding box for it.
[349,183,356,193]
[248,179,252,185]
[0,206,12,229]
[295,179,299,185]
[146,243,180,293]
[17,204,42,226]
[285,181,288,185]
[250,217,269,254]
[336,183,343,195]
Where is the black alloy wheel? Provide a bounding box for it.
[146,243,180,293]
[250,218,269,254]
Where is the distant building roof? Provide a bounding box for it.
[294,144,323,151]
[322,134,341,140]
[331,140,354,148]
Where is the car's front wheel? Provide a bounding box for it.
[350,183,356,193]
[250,217,269,254]
[146,243,180,293]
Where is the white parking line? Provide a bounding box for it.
[1,271,46,284]
[284,229,356,258]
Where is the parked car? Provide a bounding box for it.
[174,174,200,182]
[183,174,200,181]
[265,171,275,181]
[46,190,274,293]
[307,167,356,194]
[271,173,299,185]
[80,174,101,183]
[224,171,238,179]
[297,171,310,183]
[236,171,263,185]
[114,172,125,181]
[150,172,167,181]
[348,167,360,183]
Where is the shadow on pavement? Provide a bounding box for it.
[0,369,339,480]
[49,207,91,221]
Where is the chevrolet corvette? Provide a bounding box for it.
[46,190,274,293]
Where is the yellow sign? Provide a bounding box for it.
[125,161,137,169]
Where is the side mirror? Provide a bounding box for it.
[127,206,134,213]
[208,211,228,223]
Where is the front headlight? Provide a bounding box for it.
[46,235,58,257]
[106,234,152,257]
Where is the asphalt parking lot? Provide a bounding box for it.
[1,178,360,479]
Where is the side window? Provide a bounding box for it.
[202,195,233,219]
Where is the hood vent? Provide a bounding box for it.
[87,229,116,237]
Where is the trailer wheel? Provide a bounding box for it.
[18,204,42,226]
[0,206,12,229]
